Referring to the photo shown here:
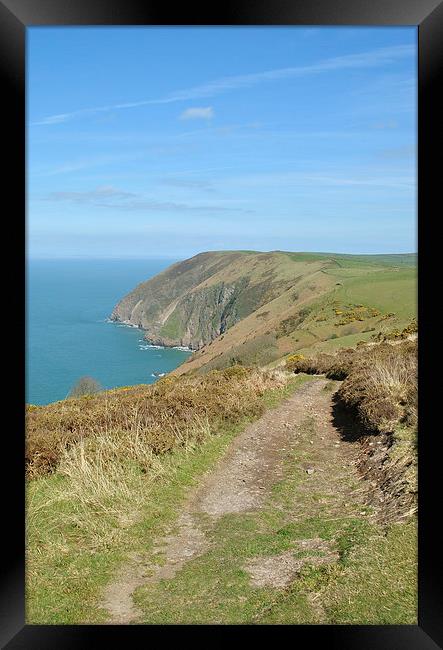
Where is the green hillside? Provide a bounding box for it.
[26,250,417,625]
[111,250,416,374]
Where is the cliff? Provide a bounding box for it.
[111,251,304,349]
[111,250,417,371]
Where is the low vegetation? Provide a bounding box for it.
[285,327,417,522]
[276,307,312,338]
[26,366,286,479]
[374,318,418,341]
[200,333,280,372]
[68,375,102,398]
[26,368,302,623]
[26,251,418,625]
[334,304,381,326]
[285,330,417,434]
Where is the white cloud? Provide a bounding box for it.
[179,107,214,121]
[32,44,415,126]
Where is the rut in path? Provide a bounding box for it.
[102,378,368,624]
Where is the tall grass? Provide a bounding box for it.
[286,338,417,433]
[338,341,417,432]
[26,367,288,551]
[26,366,286,479]
[285,336,417,521]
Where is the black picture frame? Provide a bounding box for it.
[2,0,441,646]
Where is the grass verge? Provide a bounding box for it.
[26,372,309,623]
[131,402,417,624]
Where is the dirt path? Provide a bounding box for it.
[102,377,371,624]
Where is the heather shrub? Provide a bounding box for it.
[286,351,352,378]
[338,340,417,432]
[286,337,417,434]
[26,366,286,478]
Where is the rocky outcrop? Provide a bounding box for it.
[110,251,294,349]
[111,250,417,367]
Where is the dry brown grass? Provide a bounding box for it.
[338,341,417,433]
[285,349,355,380]
[27,366,290,558]
[286,336,417,434]
[26,366,287,479]
[285,335,417,520]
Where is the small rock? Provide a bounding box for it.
[306,468,315,475]
[309,440,314,445]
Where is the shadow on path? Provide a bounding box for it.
[331,393,375,443]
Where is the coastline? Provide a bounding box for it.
[106,317,193,352]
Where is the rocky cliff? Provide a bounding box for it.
[111,251,312,349]
[111,251,417,369]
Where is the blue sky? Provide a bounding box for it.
[27,27,417,259]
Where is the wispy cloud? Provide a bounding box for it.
[179,107,214,120]
[43,185,250,214]
[159,176,215,192]
[225,170,414,191]
[33,152,147,176]
[46,186,137,202]
[32,44,415,126]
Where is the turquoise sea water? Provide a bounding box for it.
[26,259,191,405]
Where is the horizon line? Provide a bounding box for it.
[27,249,417,261]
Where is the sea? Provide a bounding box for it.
[26,259,192,405]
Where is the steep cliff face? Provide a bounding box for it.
[111,251,304,349]
[111,250,417,369]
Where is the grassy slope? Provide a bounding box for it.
[27,250,417,625]
[27,421,246,623]
[333,268,417,318]
[26,371,307,623]
[174,253,416,374]
[283,251,416,267]
[132,379,416,624]
[27,373,417,625]
[111,250,416,360]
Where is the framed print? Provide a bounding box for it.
[1,0,442,646]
